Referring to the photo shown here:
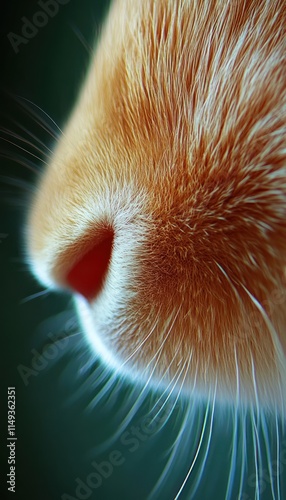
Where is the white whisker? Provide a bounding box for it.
[0,136,48,166]
[15,95,64,137]
[0,128,51,159]
[175,383,217,499]
[20,289,51,303]
[10,120,54,155]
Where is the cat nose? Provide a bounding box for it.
[66,230,114,301]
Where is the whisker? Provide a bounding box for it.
[120,308,161,367]
[69,23,94,56]
[251,354,261,417]
[0,127,50,160]
[15,96,64,137]
[250,406,262,500]
[0,173,33,189]
[148,400,191,498]
[8,93,61,141]
[86,369,119,411]
[21,110,59,142]
[88,375,150,453]
[186,385,217,500]
[147,353,195,498]
[0,152,40,176]
[237,410,247,500]
[261,412,279,500]
[0,136,48,166]
[215,261,242,304]
[173,394,213,500]
[150,358,185,425]
[275,412,281,500]
[241,282,286,413]
[228,345,245,500]
[74,363,113,404]
[20,289,51,304]
[149,340,186,416]
[234,344,241,408]
[151,348,193,427]
[10,120,54,155]
[110,306,181,406]
[140,306,182,380]
[98,307,184,450]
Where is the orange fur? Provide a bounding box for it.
[27,0,286,410]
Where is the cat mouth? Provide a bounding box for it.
[66,229,114,301]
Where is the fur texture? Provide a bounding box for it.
[27,0,286,411]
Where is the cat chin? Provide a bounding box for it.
[75,296,119,368]
[75,294,286,415]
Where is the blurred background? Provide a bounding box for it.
[1,1,285,499]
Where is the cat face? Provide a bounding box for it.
[27,0,286,410]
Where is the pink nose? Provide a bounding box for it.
[66,231,114,301]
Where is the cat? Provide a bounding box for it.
[26,0,286,497]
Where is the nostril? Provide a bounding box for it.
[66,230,114,301]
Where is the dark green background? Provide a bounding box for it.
[1,1,285,499]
